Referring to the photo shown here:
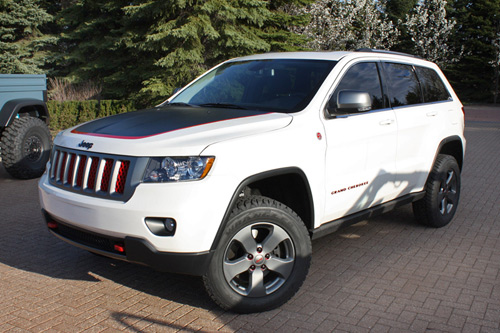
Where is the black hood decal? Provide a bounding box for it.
[72,106,271,139]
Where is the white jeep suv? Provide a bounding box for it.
[39,50,465,313]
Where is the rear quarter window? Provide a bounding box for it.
[414,66,451,103]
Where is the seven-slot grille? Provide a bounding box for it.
[49,147,131,199]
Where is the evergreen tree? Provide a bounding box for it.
[447,0,500,102]
[492,32,500,102]
[122,0,311,105]
[383,0,418,53]
[384,0,418,23]
[0,0,56,73]
[54,0,138,99]
[56,0,311,106]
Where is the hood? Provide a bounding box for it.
[55,106,293,156]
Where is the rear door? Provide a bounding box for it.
[381,62,452,195]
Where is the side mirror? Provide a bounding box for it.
[327,90,372,116]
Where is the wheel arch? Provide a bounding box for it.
[210,167,315,251]
[0,99,50,129]
[436,135,465,171]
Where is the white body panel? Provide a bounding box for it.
[39,50,465,258]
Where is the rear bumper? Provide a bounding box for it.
[43,210,214,276]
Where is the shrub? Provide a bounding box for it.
[48,78,102,101]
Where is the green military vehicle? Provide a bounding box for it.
[0,74,51,179]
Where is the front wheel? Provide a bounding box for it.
[203,195,311,313]
[413,154,461,228]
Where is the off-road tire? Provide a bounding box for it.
[203,195,312,313]
[0,117,51,179]
[413,154,461,228]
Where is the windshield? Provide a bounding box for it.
[169,59,337,113]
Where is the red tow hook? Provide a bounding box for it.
[47,221,58,229]
[114,243,125,254]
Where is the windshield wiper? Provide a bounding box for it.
[165,102,197,107]
[199,103,247,110]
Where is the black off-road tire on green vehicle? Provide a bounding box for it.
[203,195,312,313]
[413,154,461,228]
[0,117,52,179]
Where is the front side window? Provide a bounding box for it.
[170,59,337,113]
[414,66,451,103]
[330,62,386,113]
[382,63,423,107]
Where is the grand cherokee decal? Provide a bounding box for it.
[331,181,369,195]
[71,106,270,139]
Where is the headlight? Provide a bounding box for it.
[143,156,215,182]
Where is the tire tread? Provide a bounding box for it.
[0,117,51,179]
[413,154,460,228]
[203,195,311,313]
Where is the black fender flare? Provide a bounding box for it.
[433,135,465,170]
[423,135,465,189]
[209,167,315,251]
[0,98,50,128]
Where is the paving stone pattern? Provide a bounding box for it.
[1,114,499,332]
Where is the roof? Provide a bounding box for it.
[228,49,435,67]
[230,51,352,62]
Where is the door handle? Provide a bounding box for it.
[426,111,438,117]
[379,119,395,126]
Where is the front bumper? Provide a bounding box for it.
[39,165,237,270]
[43,210,213,275]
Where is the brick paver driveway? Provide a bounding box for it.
[1,107,499,332]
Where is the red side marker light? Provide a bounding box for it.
[47,222,58,229]
[114,243,125,253]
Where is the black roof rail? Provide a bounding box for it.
[355,48,423,59]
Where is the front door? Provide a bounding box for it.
[322,62,398,222]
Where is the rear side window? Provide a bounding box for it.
[331,62,386,111]
[382,63,422,107]
[414,66,451,102]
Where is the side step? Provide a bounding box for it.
[311,192,425,240]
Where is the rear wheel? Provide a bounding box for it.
[0,117,51,179]
[413,154,461,228]
[203,195,311,313]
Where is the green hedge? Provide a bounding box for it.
[47,100,137,132]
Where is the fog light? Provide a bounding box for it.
[47,221,58,229]
[163,218,176,233]
[145,217,177,236]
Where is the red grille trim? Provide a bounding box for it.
[76,155,87,188]
[50,149,131,198]
[67,154,77,185]
[115,160,130,194]
[100,159,113,192]
[87,157,99,190]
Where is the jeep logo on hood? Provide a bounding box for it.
[78,140,94,150]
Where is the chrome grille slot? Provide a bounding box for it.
[49,147,136,201]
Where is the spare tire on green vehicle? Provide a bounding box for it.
[0,117,51,179]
